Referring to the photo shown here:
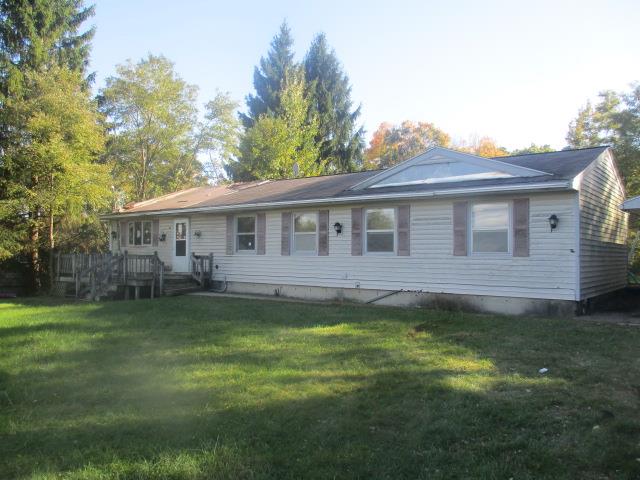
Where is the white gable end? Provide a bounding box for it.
[369,160,514,188]
[351,147,551,191]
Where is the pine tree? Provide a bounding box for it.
[0,0,95,96]
[233,71,323,180]
[0,0,98,290]
[304,33,364,173]
[239,21,296,129]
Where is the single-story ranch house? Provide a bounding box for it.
[103,146,628,315]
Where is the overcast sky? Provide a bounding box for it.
[90,0,639,150]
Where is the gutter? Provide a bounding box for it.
[101,181,572,219]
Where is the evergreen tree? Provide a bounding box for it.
[0,0,95,97]
[304,33,364,173]
[239,21,296,129]
[0,0,98,290]
[233,71,323,180]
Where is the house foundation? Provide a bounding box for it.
[222,281,578,317]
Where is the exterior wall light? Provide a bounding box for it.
[111,231,118,240]
[333,222,343,235]
[159,232,167,242]
[194,230,202,239]
[548,214,559,232]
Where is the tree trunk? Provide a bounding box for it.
[139,146,147,200]
[28,174,41,292]
[28,222,40,292]
[48,209,55,293]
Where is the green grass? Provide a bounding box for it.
[0,296,639,479]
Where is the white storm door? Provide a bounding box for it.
[172,218,190,272]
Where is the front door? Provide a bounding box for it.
[172,218,189,272]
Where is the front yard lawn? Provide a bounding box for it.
[0,296,639,479]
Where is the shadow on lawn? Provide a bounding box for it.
[1,297,639,479]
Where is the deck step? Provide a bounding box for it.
[163,286,202,296]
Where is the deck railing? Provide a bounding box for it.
[55,251,165,299]
[191,252,214,288]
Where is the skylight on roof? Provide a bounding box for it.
[368,162,514,188]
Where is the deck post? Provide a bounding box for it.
[134,286,140,300]
[208,252,213,285]
[200,256,205,289]
[158,262,164,297]
[151,251,159,299]
[123,250,128,285]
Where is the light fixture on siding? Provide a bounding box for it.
[194,230,202,239]
[159,232,167,242]
[333,222,343,235]
[111,231,118,240]
[548,214,559,232]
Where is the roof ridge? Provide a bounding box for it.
[495,145,609,160]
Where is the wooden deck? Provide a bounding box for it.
[55,251,213,300]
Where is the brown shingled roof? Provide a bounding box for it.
[116,170,380,214]
[108,146,609,217]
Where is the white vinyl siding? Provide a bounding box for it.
[578,151,628,299]
[172,192,578,301]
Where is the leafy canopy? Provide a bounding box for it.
[0,66,108,259]
[100,54,205,202]
[237,71,323,180]
[365,121,451,168]
[232,23,362,180]
[0,0,100,279]
[567,84,640,195]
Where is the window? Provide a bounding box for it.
[293,212,317,254]
[236,216,256,252]
[128,221,152,246]
[371,162,513,188]
[471,203,509,253]
[365,208,395,253]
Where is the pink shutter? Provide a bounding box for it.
[281,212,292,256]
[256,213,266,255]
[453,201,468,256]
[225,214,234,255]
[318,210,329,256]
[513,198,530,257]
[397,205,410,256]
[351,208,363,256]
